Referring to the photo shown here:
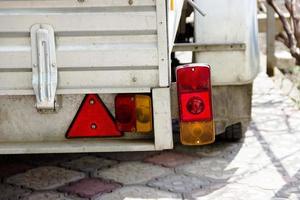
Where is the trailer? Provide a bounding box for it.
[0,0,259,154]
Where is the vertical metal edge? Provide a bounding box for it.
[156,0,170,87]
[152,87,173,150]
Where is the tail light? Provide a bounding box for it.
[115,94,153,133]
[115,95,136,132]
[176,64,215,145]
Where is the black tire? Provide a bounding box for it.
[217,123,243,142]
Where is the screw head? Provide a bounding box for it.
[89,99,95,105]
[91,123,97,129]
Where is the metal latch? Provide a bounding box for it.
[31,24,58,112]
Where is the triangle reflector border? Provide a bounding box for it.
[66,94,122,138]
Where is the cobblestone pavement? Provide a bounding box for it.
[1,73,300,200]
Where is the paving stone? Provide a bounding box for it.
[6,166,85,190]
[58,178,121,199]
[98,151,157,161]
[191,183,275,200]
[0,183,31,200]
[177,158,237,181]
[61,156,117,173]
[21,191,82,200]
[147,174,212,194]
[175,143,222,157]
[230,141,269,166]
[187,182,227,198]
[144,151,196,168]
[94,161,171,185]
[274,183,300,198]
[235,165,286,190]
[96,186,180,200]
[175,142,242,160]
[288,193,300,200]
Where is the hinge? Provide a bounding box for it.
[31,24,58,112]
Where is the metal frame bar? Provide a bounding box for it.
[172,43,246,52]
[0,140,156,154]
[156,0,170,87]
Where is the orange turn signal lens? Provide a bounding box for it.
[170,0,175,10]
[180,121,215,145]
[135,95,153,133]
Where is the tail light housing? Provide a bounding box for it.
[176,64,215,145]
[115,94,153,133]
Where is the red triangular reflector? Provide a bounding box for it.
[66,94,122,138]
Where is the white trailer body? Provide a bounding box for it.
[194,0,259,85]
[0,0,259,154]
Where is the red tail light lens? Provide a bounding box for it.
[115,94,136,132]
[177,65,213,122]
[177,66,210,92]
[186,96,204,114]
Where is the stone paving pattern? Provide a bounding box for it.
[0,74,299,199]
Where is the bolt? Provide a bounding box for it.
[192,68,195,71]
[78,0,85,2]
[52,63,56,68]
[91,123,97,129]
[33,64,37,68]
[89,99,95,105]
[132,77,137,83]
[128,0,133,5]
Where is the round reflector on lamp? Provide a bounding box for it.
[186,96,205,115]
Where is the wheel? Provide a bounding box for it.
[217,123,243,142]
